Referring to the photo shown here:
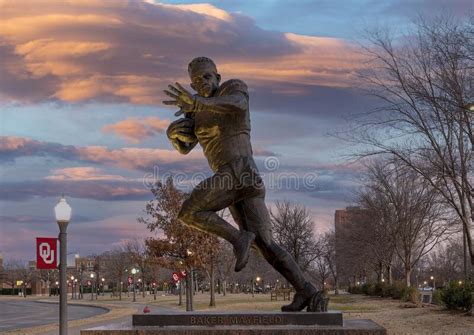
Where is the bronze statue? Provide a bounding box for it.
[164,57,326,312]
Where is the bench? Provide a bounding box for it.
[270,288,292,301]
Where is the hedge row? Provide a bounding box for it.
[349,281,472,311]
[348,282,419,303]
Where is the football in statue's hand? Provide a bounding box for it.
[167,118,197,143]
[174,128,197,143]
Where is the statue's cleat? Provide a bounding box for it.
[306,291,328,312]
[234,231,255,272]
[281,283,317,312]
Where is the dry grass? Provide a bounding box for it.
[1,292,473,334]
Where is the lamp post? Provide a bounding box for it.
[90,273,95,300]
[256,276,261,294]
[70,276,75,299]
[131,268,138,302]
[74,279,78,299]
[430,276,436,291]
[55,196,72,335]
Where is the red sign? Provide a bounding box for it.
[172,272,180,282]
[172,271,187,283]
[128,277,133,285]
[36,237,58,269]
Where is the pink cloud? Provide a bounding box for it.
[0,135,205,171]
[45,166,127,181]
[102,116,170,143]
[0,0,365,104]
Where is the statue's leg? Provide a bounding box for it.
[178,171,255,270]
[230,196,318,311]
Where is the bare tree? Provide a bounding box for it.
[425,235,472,285]
[358,157,454,286]
[3,259,21,295]
[351,16,474,271]
[125,238,149,298]
[270,201,319,272]
[103,247,132,300]
[320,232,339,294]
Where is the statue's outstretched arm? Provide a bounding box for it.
[193,93,248,114]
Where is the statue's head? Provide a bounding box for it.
[188,57,221,98]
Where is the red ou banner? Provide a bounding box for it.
[172,272,180,282]
[36,237,58,269]
[172,271,187,283]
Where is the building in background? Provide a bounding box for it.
[0,252,6,289]
[334,206,370,287]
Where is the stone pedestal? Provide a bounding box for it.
[133,311,343,327]
[81,311,386,335]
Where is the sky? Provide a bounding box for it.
[0,0,472,261]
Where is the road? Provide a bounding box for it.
[0,300,108,332]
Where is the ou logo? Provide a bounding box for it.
[39,242,55,264]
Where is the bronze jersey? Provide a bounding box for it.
[193,79,253,172]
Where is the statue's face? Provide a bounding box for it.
[190,67,221,98]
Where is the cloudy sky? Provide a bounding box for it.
[0,0,471,261]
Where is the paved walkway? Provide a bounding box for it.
[0,300,108,332]
[37,304,173,335]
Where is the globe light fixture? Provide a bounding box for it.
[54,196,71,335]
[131,268,139,302]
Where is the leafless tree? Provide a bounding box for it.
[351,16,474,271]
[125,238,150,298]
[425,235,472,285]
[103,247,132,300]
[270,201,320,272]
[320,232,339,294]
[3,259,21,295]
[214,240,234,296]
[358,157,455,286]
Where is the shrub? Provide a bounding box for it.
[432,289,443,305]
[373,282,383,296]
[388,283,404,299]
[440,281,472,311]
[367,283,377,296]
[401,286,420,304]
[349,285,364,294]
[380,283,392,298]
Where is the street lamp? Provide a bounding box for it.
[90,273,95,300]
[74,279,78,299]
[430,276,436,290]
[70,276,75,299]
[55,196,72,335]
[131,268,139,302]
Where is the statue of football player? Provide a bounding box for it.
[163,57,325,312]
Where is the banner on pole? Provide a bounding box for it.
[36,237,58,269]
